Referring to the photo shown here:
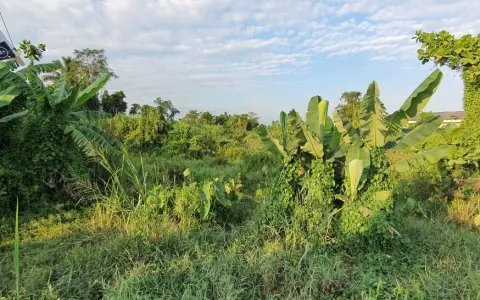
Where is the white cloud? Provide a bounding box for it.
[0,0,477,118]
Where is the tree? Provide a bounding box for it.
[226,114,251,138]
[72,49,118,86]
[129,103,142,115]
[0,61,120,207]
[130,105,166,148]
[199,111,214,125]
[107,104,171,149]
[101,90,127,115]
[415,30,480,143]
[42,56,77,84]
[214,112,230,125]
[153,97,179,121]
[18,40,46,65]
[183,110,200,123]
[41,49,118,110]
[335,91,362,127]
[246,112,260,130]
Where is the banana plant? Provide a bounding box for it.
[0,86,27,123]
[0,59,120,157]
[258,96,342,160]
[0,60,29,123]
[335,69,448,173]
[199,178,230,221]
[335,158,392,218]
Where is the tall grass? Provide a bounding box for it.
[14,198,20,299]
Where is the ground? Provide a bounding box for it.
[1,207,479,299]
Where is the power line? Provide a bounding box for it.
[0,8,15,49]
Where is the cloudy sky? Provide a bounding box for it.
[2,0,479,122]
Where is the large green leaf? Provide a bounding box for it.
[291,111,324,158]
[199,182,213,221]
[348,159,364,197]
[345,140,370,171]
[0,110,28,123]
[16,60,62,77]
[0,86,20,108]
[24,71,50,103]
[0,59,18,71]
[324,115,334,136]
[345,140,370,189]
[0,67,35,100]
[50,74,70,106]
[387,69,443,131]
[373,191,392,202]
[324,125,341,150]
[390,116,442,151]
[65,122,121,158]
[69,110,111,121]
[258,125,287,158]
[74,73,110,108]
[333,110,358,144]
[391,146,449,173]
[306,96,329,142]
[359,81,388,147]
[60,85,80,112]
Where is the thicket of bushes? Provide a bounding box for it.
[1,34,480,298]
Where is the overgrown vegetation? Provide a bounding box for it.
[1,34,480,299]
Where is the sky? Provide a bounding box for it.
[1,0,479,123]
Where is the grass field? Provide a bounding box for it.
[1,206,479,299]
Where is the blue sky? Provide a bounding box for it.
[2,0,479,123]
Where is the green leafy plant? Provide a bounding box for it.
[414,30,480,167]
[0,59,120,209]
[0,62,28,123]
[258,96,342,161]
[1,59,119,158]
[257,69,448,245]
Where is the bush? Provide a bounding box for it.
[447,195,480,229]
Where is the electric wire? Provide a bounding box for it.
[0,8,16,49]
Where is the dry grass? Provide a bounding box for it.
[447,194,480,229]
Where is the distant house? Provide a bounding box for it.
[407,111,465,128]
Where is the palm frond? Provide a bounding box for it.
[0,59,19,71]
[0,86,21,108]
[390,146,449,173]
[24,71,50,102]
[16,60,62,77]
[74,73,110,108]
[0,110,28,123]
[359,81,388,148]
[69,110,111,121]
[0,68,35,100]
[50,75,70,106]
[65,122,121,159]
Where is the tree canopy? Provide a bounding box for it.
[415,30,480,144]
[101,90,127,115]
[129,103,142,115]
[18,40,46,65]
[415,30,480,81]
[335,91,362,128]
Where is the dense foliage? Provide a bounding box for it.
[1,34,480,298]
[335,91,362,127]
[415,30,480,164]
[258,69,448,246]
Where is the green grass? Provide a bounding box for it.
[1,208,479,299]
[14,200,19,300]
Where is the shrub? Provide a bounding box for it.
[257,69,447,247]
[447,195,480,230]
